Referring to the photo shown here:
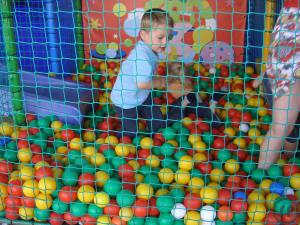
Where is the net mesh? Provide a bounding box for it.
[0,0,299,224]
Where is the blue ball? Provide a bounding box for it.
[233,191,247,200]
[270,182,285,196]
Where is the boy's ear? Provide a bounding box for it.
[140,30,148,41]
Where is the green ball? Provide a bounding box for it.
[178,140,191,150]
[232,212,247,223]
[190,169,203,178]
[144,174,161,190]
[111,156,127,169]
[128,217,145,225]
[34,208,50,221]
[169,188,185,203]
[145,217,159,225]
[251,169,266,183]
[152,147,161,155]
[217,149,232,162]
[7,141,17,150]
[51,179,63,198]
[262,114,272,124]
[172,122,182,131]
[247,143,260,156]
[132,136,142,146]
[103,149,116,161]
[162,127,176,141]
[0,210,5,218]
[70,201,87,217]
[88,204,103,218]
[161,157,175,168]
[52,198,69,214]
[37,118,51,128]
[211,160,223,169]
[139,165,152,176]
[62,170,78,186]
[268,164,283,179]
[242,160,257,174]
[215,220,234,225]
[82,163,96,174]
[116,190,136,207]
[202,132,214,145]
[99,163,114,176]
[161,143,175,156]
[3,149,18,162]
[174,220,184,225]
[274,197,292,215]
[33,139,47,150]
[104,178,122,196]
[74,157,89,167]
[68,150,82,163]
[159,213,174,225]
[174,151,187,161]
[156,195,175,213]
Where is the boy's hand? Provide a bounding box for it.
[168,80,194,99]
[252,78,262,88]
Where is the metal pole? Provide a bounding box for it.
[74,0,85,70]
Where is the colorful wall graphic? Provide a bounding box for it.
[82,0,247,64]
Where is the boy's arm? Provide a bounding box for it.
[137,76,166,90]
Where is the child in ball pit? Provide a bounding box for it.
[253,0,300,169]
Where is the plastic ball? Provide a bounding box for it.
[171,203,186,219]
[266,193,280,210]
[140,137,153,149]
[162,127,176,141]
[224,127,236,138]
[188,134,201,145]
[83,130,96,142]
[156,195,175,213]
[17,148,32,163]
[97,215,112,225]
[183,193,201,210]
[200,205,216,222]
[77,185,95,203]
[103,178,122,196]
[132,199,148,218]
[247,203,266,221]
[70,201,87,217]
[38,177,56,195]
[58,186,77,203]
[210,168,225,183]
[224,159,240,174]
[184,211,201,225]
[270,182,285,196]
[248,190,265,204]
[136,183,153,200]
[95,171,109,187]
[94,192,109,208]
[179,155,194,171]
[233,137,247,149]
[35,193,53,210]
[187,177,204,193]
[51,120,63,133]
[19,207,34,220]
[115,144,130,157]
[22,179,39,197]
[193,141,207,152]
[239,123,249,133]
[146,155,160,168]
[175,169,191,185]
[283,187,294,196]
[119,207,134,221]
[248,128,261,139]
[0,122,14,136]
[52,198,69,214]
[20,165,34,181]
[290,173,300,190]
[69,137,83,150]
[217,205,233,221]
[158,168,174,184]
[200,187,218,204]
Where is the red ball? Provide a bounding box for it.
[184,193,202,210]
[231,117,241,128]
[50,212,64,225]
[153,133,165,143]
[61,129,76,142]
[17,139,29,149]
[80,215,97,225]
[0,174,8,184]
[5,207,19,220]
[217,205,233,222]
[225,181,240,193]
[240,178,257,194]
[5,196,22,208]
[7,179,23,196]
[78,173,95,186]
[281,212,297,223]
[25,113,36,122]
[63,212,80,225]
[30,144,42,154]
[196,162,212,174]
[212,137,225,149]
[0,160,13,174]
[29,127,40,135]
[198,121,210,132]
[119,136,132,144]
[122,176,135,192]
[132,199,148,218]
[149,198,159,217]
[264,212,281,225]
[18,130,28,139]
[218,189,231,206]
[228,109,238,118]
[59,186,78,203]
[103,199,120,217]
[118,164,135,179]
[21,197,35,208]
[242,112,252,123]
[138,149,151,159]
[35,166,54,181]
[283,163,299,176]
[230,199,248,212]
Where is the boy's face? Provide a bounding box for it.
[140,24,172,54]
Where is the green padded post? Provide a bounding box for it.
[74,0,85,71]
[0,0,25,125]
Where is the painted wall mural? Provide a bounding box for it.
[82,0,247,64]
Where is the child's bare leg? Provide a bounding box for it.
[258,81,300,170]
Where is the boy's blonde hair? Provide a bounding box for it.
[167,62,186,82]
[141,8,174,31]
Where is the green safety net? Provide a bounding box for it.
[0,0,299,225]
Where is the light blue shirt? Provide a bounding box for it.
[110,41,158,109]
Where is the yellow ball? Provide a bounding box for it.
[69,137,83,150]
[136,183,153,200]
[246,66,254,74]
[167,139,178,147]
[233,137,247,148]
[56,146,68,155]
[248,190,265,204]
[119,207,133,221]
[277,159,287,166]
[246,220,264,225]
[51,120,63,133]
[97,215,112,225]
[188,134,201,145]
[0,122,14,136]
[193,141,206,153]
[19,207,34,220]
[104,135,118,145]
[18,148,32,163]
[94,192,110,208]
[266,193,280,210]
[225,159,240,174]
[258,107,268,117]
[52,167,63,178]
[155,188,169,197]
[179,155,193,171]
[22,179,40,197]
[83,131,96,142]
[259,179,272,194]
[0,183,7,198]
[0,197,5,210]
[20,166,34,181]
[35,193,53,210]
[95,137,105,145]
[158,168,174,184]
[210,168,225,183]
[34,161,50,170]
[182,117,193,127]
[248,128,261,139]
[255,136,265,145]
[83,146,97,157]
[95,171,109,187]
[135,174,144,183]
[187,177,204,193]
[184,210,201,225]
[247,203,266,221]
[78,185,95,203]
[90,153,106,166]
[145,155,160,168]
[200,186,218,204]
[175,169,190,185]
[224,127,236,138]
[140,137,153,149]
[193,153,207,163]
[38,177,56,195]
[290,173,300,190]
[128,160,140,170]
[115,144,130,157]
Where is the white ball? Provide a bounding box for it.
[239,123,249,133]
[171,203,187,219]
[209,67,216,74]
[284,187,294,196]
[202,221,216,225]
[200,205,216,222]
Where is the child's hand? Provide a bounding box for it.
[168,80,193,99]
[252,78,262,88]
